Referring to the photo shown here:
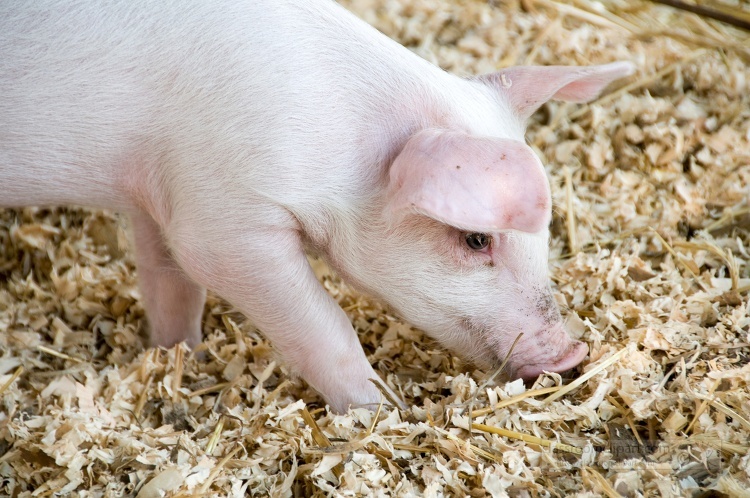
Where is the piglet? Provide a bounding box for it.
[0,0,634,412]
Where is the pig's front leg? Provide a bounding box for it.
[131,212,207,349]
[168,223,387,413]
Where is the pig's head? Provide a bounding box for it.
[332,62,634,380]
[380,128,581,379]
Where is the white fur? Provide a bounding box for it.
[0,0,632,412]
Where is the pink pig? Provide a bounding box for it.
[0,0,633,412]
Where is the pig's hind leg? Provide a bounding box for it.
[130,212,207,349]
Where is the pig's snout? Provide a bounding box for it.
[515,340,589,380]
[510,326,589,380]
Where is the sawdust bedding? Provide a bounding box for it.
[1,0,749,496]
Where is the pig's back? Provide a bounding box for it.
[0,0,471,221]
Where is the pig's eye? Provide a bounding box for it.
[464,232,490,251]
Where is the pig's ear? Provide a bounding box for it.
[385,129,551,234]
[480,61,635,121]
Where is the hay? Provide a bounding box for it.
[1,0,749,495]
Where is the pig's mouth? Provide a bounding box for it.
[512,340,589,380]
[457,318,588,380]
